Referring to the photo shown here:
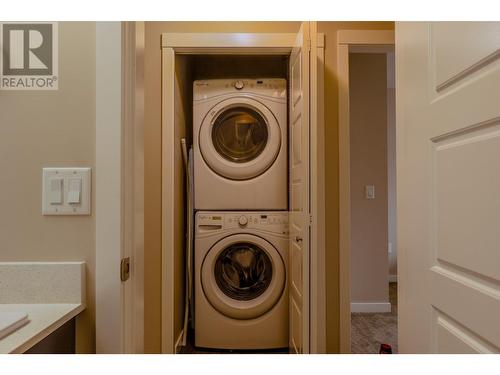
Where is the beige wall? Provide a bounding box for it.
[348,53,389,304]
[144,21,394,354]
[0,22,96,353]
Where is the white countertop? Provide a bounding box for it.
[0,262,86,354]
[0,303,85,354]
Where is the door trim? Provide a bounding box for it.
[161,30,325,354]
[309,26,326,354]
[122,21,145,354]
[95,21,123,354]
[161,33,297,54]
[337,29,395,354]
[95,21,145,353]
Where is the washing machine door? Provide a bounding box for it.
[199,97,281,180]
[201,234,286,320]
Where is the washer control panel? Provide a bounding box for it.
[196,212,289,235]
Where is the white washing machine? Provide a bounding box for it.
[193,79,287,210]
[195,211,289,350]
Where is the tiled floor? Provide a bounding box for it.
[350,282,398,354]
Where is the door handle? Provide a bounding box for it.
[295,236,303,243]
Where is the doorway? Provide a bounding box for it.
[348,49,397,354]
[337,29,396,354]
[160,26,326,354]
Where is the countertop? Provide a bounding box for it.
[0,261,86,354]
[0,303,85,354]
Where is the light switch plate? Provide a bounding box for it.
[42,168,91,215]
[365,184,375,199]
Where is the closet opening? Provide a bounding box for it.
[171,53,292,354]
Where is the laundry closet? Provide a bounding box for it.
[161,24,325,354]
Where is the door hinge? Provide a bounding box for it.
[120,257,130,282]
[309,215,313,226]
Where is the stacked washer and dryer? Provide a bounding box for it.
[193,78,289,350]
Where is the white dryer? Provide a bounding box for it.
[193,79,287,210]
[195,211,288,350]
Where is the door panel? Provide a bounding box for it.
[435,312,497,353]
[434,129,500,280]
[289,21,311,354]
[290,298,303,354]
[430,268,500,347]
[432,22,500,90]
[291,242,302,295]
[397,22,500,353]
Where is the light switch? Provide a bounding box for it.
[49,177,63,204]
[365,185,375,199]
[67,177,82,204]
[42,167,91,215]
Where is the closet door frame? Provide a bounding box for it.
[161,29,325,353]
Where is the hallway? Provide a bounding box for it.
[351,283,397,354]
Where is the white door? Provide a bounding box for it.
[289,21,315,354]
[397,22,500,353]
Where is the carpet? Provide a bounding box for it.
[350,282,398,354]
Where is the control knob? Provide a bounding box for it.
[234,80,244,90]
[238,215,248,226]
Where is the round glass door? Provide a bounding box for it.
[214,242,273,301]
[201,234,285,319]
[199,97,282,180]
[212,107,269,164]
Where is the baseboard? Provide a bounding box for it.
[351,302,391,313]
[388,274,398,283]
[174,329,184,354]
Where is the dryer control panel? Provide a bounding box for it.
[193,79,287,101]
[196,212,289,235]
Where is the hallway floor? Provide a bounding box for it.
[351,282,398,354]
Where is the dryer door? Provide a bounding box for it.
[201,234,286,319]
[199,97,282,180]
